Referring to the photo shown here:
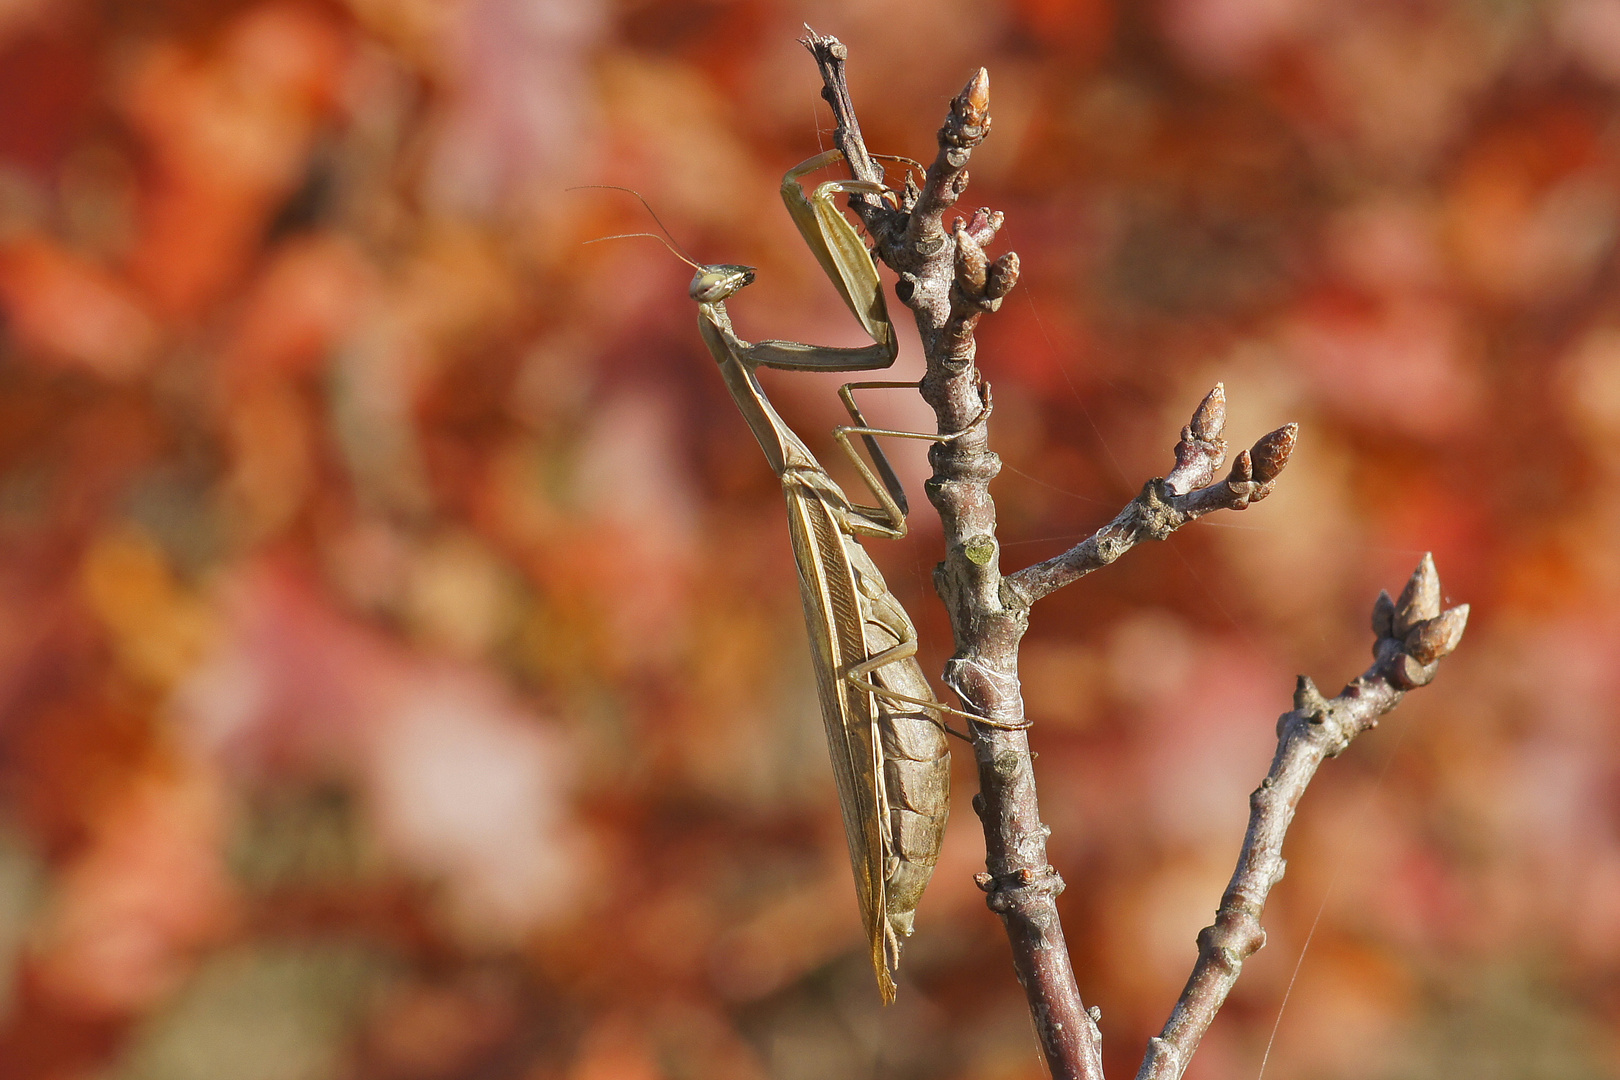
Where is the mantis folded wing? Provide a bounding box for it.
[689,150,986,1002]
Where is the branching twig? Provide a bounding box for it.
[1139,555,1469,1080]
[1007,386,1297,607]
[797,33,1466,1080]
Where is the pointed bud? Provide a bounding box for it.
[1293,674,1327,714]
[1250,423,1298,484]
[959,68,990,127]
[1393,553,1441,637]
[1168,386,1230,494]
[1227,448,1253,485]
[953,219,987,294]
[1405,604,1469,664]
[1372,589,1395,639]
[986,251,1020,301]
[1191,384,1227,443]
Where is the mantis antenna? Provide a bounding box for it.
[581,231,703,272]
[569,184,704,269]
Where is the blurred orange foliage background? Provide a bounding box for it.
[0,1,1617,1078]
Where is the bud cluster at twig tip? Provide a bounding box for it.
[953,218,1018,312]
[1166,384,1228,494]
[1377,553,1469,688]
[1213,422,1296,506]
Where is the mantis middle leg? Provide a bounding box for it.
[826,382,1010,730]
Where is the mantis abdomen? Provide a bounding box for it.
[786,480,949,1003]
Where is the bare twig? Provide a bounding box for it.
[1138,555,1468,1080]
[797,34,1464,1080]
[1006,389,1298,607]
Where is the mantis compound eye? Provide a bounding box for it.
[690,264,755,303]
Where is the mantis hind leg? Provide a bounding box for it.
[833,382,995,537]
[844,638,1003,738]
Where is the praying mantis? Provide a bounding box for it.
[633,149,989,1002]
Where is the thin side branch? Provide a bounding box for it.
[1006,387,1298,608]
[1137,555,1469,1080]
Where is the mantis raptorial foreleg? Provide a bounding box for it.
[770,151,926,515]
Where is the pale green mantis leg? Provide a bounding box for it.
[830,380,993,538]
[765,151,935,512]
[778,149,908,354]
[825,383,1021,730]
[746,154,895,373]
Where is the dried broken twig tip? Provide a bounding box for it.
[799,25,843,57]
[1249,423,1298,483]
[1394,552,1442,636]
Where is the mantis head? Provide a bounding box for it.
[690,264,755,304]
[572,186,752,303]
